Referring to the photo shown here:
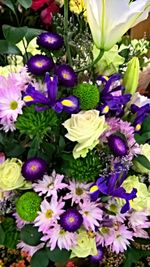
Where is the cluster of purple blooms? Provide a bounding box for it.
[0,31,150,263]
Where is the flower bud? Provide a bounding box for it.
[123,57,140,95]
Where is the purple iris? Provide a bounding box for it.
[37,32,63,50]
[90,165,137,213]
[22,157,48,181]
[55,64,77,87]
[131,104,150,133]
[27,55,54,76]
[97,74,131,116]
[60,209,83,232]
[23,73,79,113]
[89,246,104,263]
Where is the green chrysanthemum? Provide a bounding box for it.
[73,83,99,110]
[62,150,102,182]
[16,106,59,139]
[16,192,42,222]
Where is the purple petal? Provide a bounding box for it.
[53,102,63,113]
[45,74,58,105]
[60,96,79,113]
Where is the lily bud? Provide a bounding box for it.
[123,57,140,95]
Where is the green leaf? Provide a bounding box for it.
[0,224,5,245]
[134,238,150,245]
[0,40,21,55]
[3,0,16,15]
[134,154,150,170]
[142,115,150,133]
[31,249,49,267]
[1,217,20,249]
[5,143,25,157]
[21,224,42,246]
[25,28,43,44]
[46,248,71,263]
[2,25,28,44]
[18,0,32,9]
[124,248,150,267]
[135,132,150,144]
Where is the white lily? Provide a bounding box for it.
[84,0,150,50]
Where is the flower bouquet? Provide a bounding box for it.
[0,0,150,267]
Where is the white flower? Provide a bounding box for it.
[129,92,150,108]
[84,0,150,50]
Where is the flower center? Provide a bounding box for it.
[84,211,89,216]
[75,187,83,196]
[35,61,45,67]
[60,229,65,235]
[45,209,53,219]
[10,101,18,110]
[48,182,54,190]
[46,36,55,44]
[100,227,109,234]
[68,216,75,223]
[62,71,70,80]
[30,165,37,171]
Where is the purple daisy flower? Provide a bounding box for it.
[37,32,63,50]
[22,157,48,181]
[60,209,83,232]
[55,64,77,87]
[89,246,104,263]
[108,134,128,157]
[27,55,54,76]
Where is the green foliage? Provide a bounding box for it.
[135,115,150,144]
[3,0,17,16]
[134,155,150,170]
[124,247,150,267]
[18,0,32,9]
[21,224,42,246]
[0,217,20,249]
[62,150,102,182]
[2,25,28,44]
[16,106,59,141]
[0,131,25,157]
[31,249,49,267]
[0,40,21,55]
[73,83,99,110]
[46,247,71,263]
[16,192,42,222]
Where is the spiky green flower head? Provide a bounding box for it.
[16,192,42,222]
[62,150,102,182]
[73,83,99,110]
[16,106,59,139]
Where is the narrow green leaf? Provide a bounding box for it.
[135,155,150,170]
[0,40,21,55]
[18,0,32,9]
[3,0,16,15]
[2,25,28,44]
[0,224,5,245]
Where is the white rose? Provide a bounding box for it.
[63,110,108,158]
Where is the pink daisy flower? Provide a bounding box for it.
[0,75,24,132]
[13,212,29,229]
[34,197,65,233]
[64,180,91,205]
[33,171,67,197]
[105,224,133,254]
[17,241,44,256]
[101,118,140,160]
[96,227,111,247]
[41,223,77,251]
[79,200,103,231]
[127,211,150,239]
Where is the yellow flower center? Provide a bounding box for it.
[45,209,53,218]
[76,187,83,196]
[62,71,70,79]
[46,36,55,43]
[60,229,65,235]
[61,99,74,107]
[35,61,45,67]
[68,216,75,223]
[10,101,18,110]
[30,165,37,171]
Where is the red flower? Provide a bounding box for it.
[31,0,59,25]
[66,261,75,267]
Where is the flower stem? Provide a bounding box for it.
[64,0,72,66]
[75,49,104,73]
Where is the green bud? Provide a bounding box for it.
[123,57,140,95]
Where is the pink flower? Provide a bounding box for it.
[34,197,65,233]
[41,223,77,250]
[105,224,133,254]
[64,180,91,205]
[127,211,150,239]
[17,241,44,256]
[79,200,103,231]
[0,75,24,132]
[13,213,28,229]
[33,171,67,197]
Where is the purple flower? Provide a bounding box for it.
[97,74,131,116]
[23,74,79,113]
[90,166,137,213]
[131,103,150,133]
[108,134,128,157]
[89,246,104,263]
[60,209,83,232]
[37,32,63,50]
[22,157,48,181]
[55,64,77,87]
[27,55,54,75]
